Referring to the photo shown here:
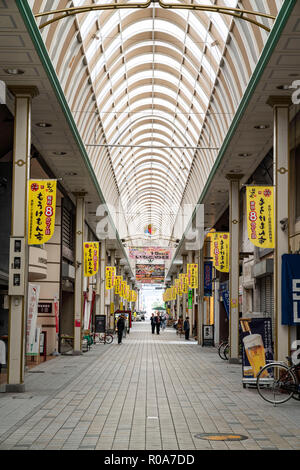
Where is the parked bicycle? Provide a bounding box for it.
[256,356,300,405]
[94,330,114,345]
[218,341,229,360]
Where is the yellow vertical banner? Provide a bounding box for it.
[105,267,115,290]
[175,278,182,296]
[172,286,177,301]
[83,242,99,277]
[187,264,198,288]
[183,274,188,294]
[246,186,275,248]
[125,284,130,301]
[115,276,122,295]
[121,281,126,298]
[179,274,186,294]
[28,180,57,245]
[212,233,230,273]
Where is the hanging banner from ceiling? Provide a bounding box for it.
[105,266,116,290]
[187,264,199,289]
[175,279,181,296]
[246,186,275,249]
[83,242,99,277]
[121,281,126,298]
[172,286,177,300]
[136,264,165,283]
[179,273,188,293]
[212,233,230,273]
[114,275,122,295]
[204,261,213,297]
[129,247,171,260]
[28,180,57,245]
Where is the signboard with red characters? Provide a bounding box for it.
[28,180,57,245]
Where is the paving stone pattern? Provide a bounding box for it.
[0,322,299,450]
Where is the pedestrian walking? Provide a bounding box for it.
[117,314,125,344]
[150,313,156,334]
[183,316,190,340]
[155,313,161,335]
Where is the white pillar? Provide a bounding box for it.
[198,249,204,345]
[187,251,194,329]
[176,266,181,321]
[99,240,106,316]
[226,174,243,363]
[267,96,291,362]
[214,278,220,346]
[7,86,39,392]
[73,194,85,354]
[110,250,116,329]
[182,254,187,320]
[120,266,125,311]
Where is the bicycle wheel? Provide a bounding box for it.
[105,334,114,344]
[223,343,230,360]
[218,342,229,360]
[257,363,297,405]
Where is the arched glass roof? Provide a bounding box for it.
[31,0,279,246]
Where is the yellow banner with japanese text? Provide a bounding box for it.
[105,266,116,290]
[187,264,198,289]
[246,186,275,248]
[28,180,57,245]
[114,276,122,295]
[212,233,230,273]
[83,242,99,277]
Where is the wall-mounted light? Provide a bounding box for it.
[4,68,24,75]
[254,124,270,130]
[36,122,52,128]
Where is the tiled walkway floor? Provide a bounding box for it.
[0,322,299,450]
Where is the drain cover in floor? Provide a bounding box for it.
[195,433,248,441]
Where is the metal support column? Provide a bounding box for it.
[73,193,86,354]
[226,174,243,363]
[267,96,291,361]
[7,86,39,393]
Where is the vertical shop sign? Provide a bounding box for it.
[84,242,99,277]
[172,286,177,301]
[239,318,274,380]
[246,186,275,248]
[105,266,115,290]
[282,254,300,325]
[204,261,213,297]
[54,296,59,334]
[115,276,122,295]
[183,274,189,294]
[26,284,40,355]
[212,233,230,273]
[219,282,229,318]
[28,180,57,244]
[187,264,199,289]
[188,289,193,308]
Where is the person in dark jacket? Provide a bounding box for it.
[150,313,156,334]
[183,316,190,340]
[155,313,161,335]
[117,315,125,344]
